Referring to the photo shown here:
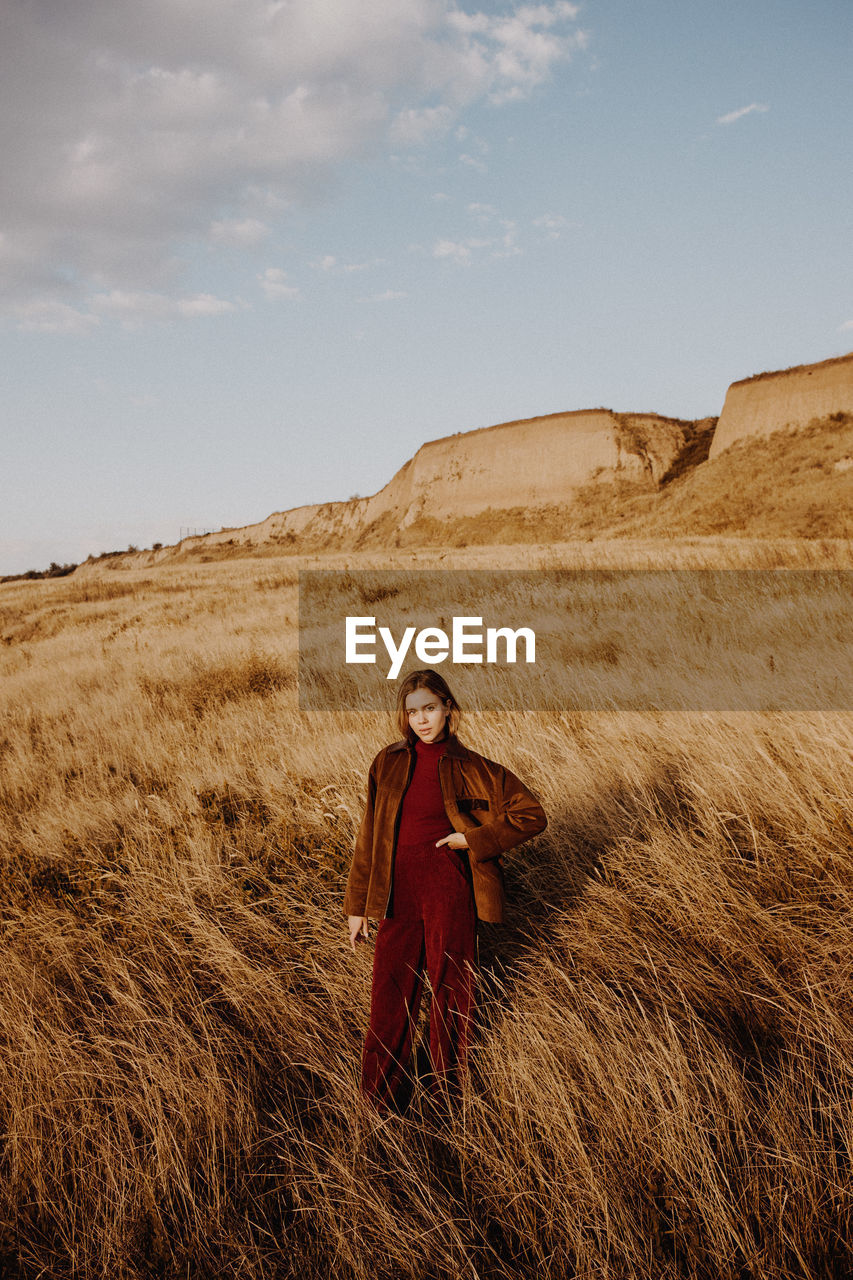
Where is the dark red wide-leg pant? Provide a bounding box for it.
[361,839,477,1111]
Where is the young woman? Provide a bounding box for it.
[345,668,547,1112]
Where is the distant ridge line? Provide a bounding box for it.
[729,350,853,389]
[418,405,701,452]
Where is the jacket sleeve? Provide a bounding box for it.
[463,766,547,864]
[342,754,379,917]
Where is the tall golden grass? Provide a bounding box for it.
[1,537,851,1278]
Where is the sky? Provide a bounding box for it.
[1,0,851,575]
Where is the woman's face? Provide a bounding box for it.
[405,687,450,743]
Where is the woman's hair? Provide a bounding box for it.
[395,669,462,742]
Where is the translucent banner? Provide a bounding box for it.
[298,569,852,712]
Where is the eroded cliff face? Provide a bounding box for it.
[710,352,853,458]
[59,352,853,576]
[150,408,710,558]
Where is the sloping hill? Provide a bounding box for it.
[206,408,710,549]
[73,412,850,573]
[66,352,852,577]
[607,412,852,539]
[390,412,852,547]
[710,351,853,458]
[79,408,712,568]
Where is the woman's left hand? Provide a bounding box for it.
[435,832,469,850]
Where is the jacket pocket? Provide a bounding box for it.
[456,796,489,812]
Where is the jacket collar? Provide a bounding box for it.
[388,732,469,759]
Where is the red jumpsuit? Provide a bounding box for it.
[361,735,477,1111]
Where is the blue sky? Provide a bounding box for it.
[1,0,851,574]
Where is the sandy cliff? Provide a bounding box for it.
[155,408,708,558]
[66,349,852,574]
[709,352,853,458]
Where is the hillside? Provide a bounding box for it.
[199,408,712,550]
[53,348,851,578]
[710,351,853,457]
[68,409,713,572]
[408,411,853,548]
[73,411,850,572]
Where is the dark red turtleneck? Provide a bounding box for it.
[396,735,455,845]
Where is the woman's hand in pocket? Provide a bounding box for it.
[435,832,469,850]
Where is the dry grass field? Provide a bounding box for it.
[1,534,852,1279]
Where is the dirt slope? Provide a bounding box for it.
[376,412,853,547]
[85,408,709,568]
[710,351,853,458]
[64,355,852,575]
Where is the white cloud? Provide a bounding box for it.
[176,294,236,317]
[258,268,300,301]
[839,320,853,332]
[434,239,474,265]
[460,153,488,173]
[209,218,270,246]
[433,200,526,263]
[388,151,428,174]
[311,255,380,274]
[370,289,408,301]
[462,203,522,256]
[91,290,236,325]
[446,2,587,105]
[433,231,515,264]
[390,105,454,145]
[15,300,100,335]
[468,202,499,220]
[493,221,522,257]
[533,212,569,239]
[716,102,769,126]
[0,0,585,321]
[447,13,492,36]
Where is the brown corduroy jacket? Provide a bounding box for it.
[343,733,547,924]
